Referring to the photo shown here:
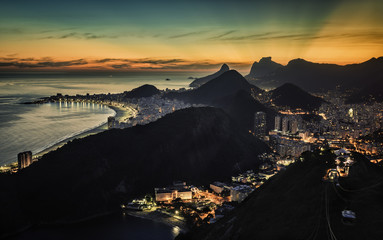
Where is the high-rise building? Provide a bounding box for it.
[254,111,267,139]
[107,116,115,129]
[289,117,298,134]
[275,115,281,131]
[18,151,32,170]
[282,116,289,134]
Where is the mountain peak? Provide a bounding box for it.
[259,56,273,63]
[220,63,230,71]
[271,82,324,111]
[247,57,283,78]
[189,64,230,87]
[123,84,160,98]
[287,58,311,66]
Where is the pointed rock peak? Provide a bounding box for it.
[220,63,230,71]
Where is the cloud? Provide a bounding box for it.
[130,58,185,64]
[94,58,120,63]
[215,30,383,43]
[219,32,277,41]
[169,31,208,39]
[41,32,119,40]
[110,64,131,69]
[207,30,237,40]
[0,57,17,61]
[94,58,185,65]
[0,59,87,68]
[0,56,250,71]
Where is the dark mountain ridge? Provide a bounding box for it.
[246,57,283,79]
[123,84,160,98]
[346,78,383,104]
[270,83,324,111]
[189,64,230,88]
[165,70,272,132]
[246,57,383,92]
[0,107,269,238]
[167,70,262,105]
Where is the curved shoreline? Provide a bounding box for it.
[33,104,135,159]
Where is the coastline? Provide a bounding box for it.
[125,209,188,234]
[33,104,136,160]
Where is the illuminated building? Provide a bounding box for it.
[282,116,289,134]
[210,182,230,194]
[154,182,193,202]
[275,115,281,131]
[289,117,298,134]
[254,111,267,139]
[17,151,32,170]
[107,116,115,129]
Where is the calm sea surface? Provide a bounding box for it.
[10,213,181,240]
[0,72,204,166]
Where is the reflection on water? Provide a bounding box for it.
[0,100,114,165]
[172,226,181,236]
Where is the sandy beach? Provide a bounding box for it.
[33,104,136,159]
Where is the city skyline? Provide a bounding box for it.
[1,0,383,72]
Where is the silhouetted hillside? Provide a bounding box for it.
[245,57,383,91]
[270,83,324,111]
[0,107,269,238]
[346,78,383,103]
[215,90,277,131]
[189,64,229,87]
[246,57,283,79]
[166,70,271,132]
[167,70,262,104]
[123,84,160,98]
[179,150,383,240]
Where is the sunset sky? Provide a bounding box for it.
[1,0,382,72]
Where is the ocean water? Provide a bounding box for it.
[0,72,206,166]
[10,213,180,240]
